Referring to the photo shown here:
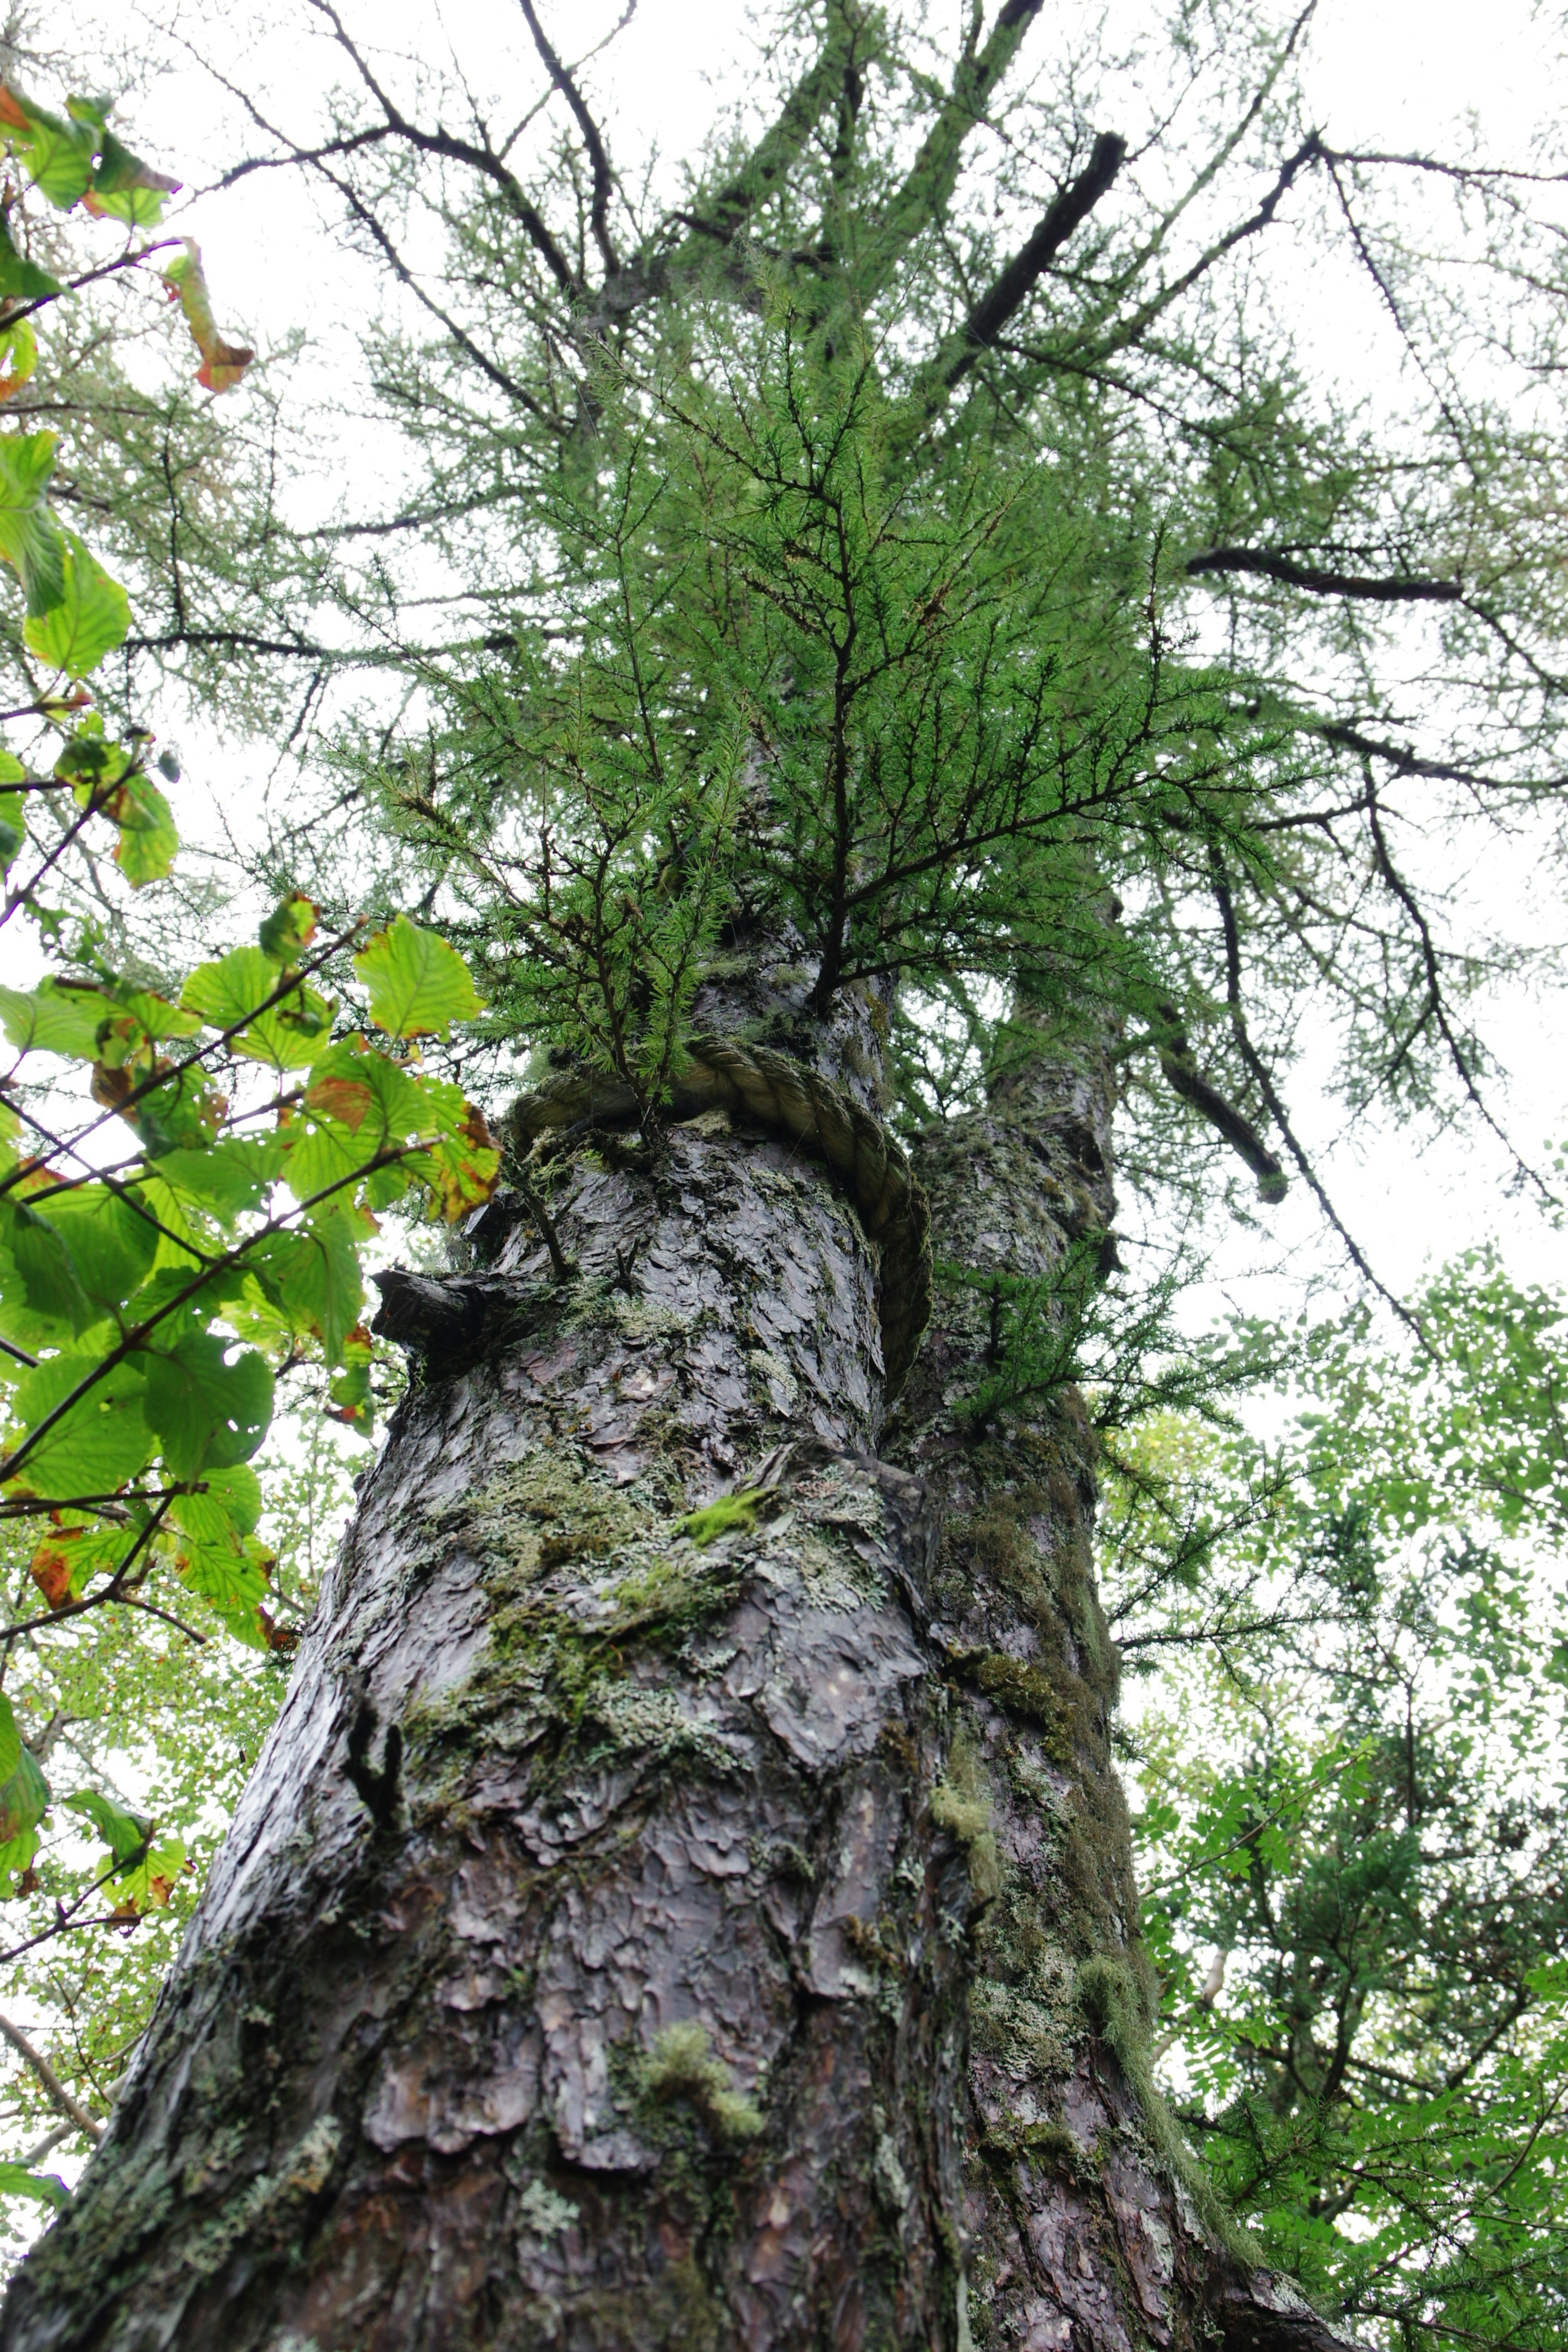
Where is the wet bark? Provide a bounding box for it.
[0,961,1355,2352]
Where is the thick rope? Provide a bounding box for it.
[506,1036,933,1398]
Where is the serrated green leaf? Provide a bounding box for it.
[3,1350,151,1499]
[0,213,60,302]
[0,1196,93,1348]
[154,1137,285,1223]
[104,772,177,885]
[175,1530,272,1646]
[0,979,107,1059]
[65,1786,149,1866]
[181,946,334,1070]
[354,915,482,1038]
[246,1210,366,1365]
[143,1335,273,1480]
[0,430,64,617]
[0,1743,49,1846]
[25,534,131,678]
[0,85,96,207]
[40,1186,159,1318]
[0,2163,69,2209]
[87,127,179,227]
[0,1691,21,1783]
[28,1515,129,1606]
[114,1831,186,1910]
[168,1460,262,1545]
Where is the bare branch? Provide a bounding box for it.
[1187,547,1461,602]
[0,2011,102,2143]
[942,130,1127,388]
[517,0,619,277]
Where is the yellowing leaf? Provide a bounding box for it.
[0,319,37,402]
[163,241,254,394]
[354,915,483,1038]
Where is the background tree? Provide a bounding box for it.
[2,2,1567,2348]
[1110,1254,1568,2348]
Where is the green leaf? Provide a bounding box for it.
[114,1832,186,1910]
[102,771,177,886]
[168,1460,262,1546]
[0,1196,93,1347]
[65,1786,150,1867]
[258,891,318,963]
[0,1827,40,1898]
[52,724,129,795]
[154,1137,285,1223]
[0,979,107,1059]
[0,2164,69,2209]
[0,317,38,399]
[174,1531,273,1647]
[246,1210,366,1364]
[142,1335,274,1479]
[354,915,482,1038]
[3,1350,151,1499]
[0,1743,49,1845]
[0,85,96,207]
[327,1325,375,1435]
[0,430,65,616]
[24,533,131,678]
[87,127,179,227]
[181,946,334,1070]
[0,1691,21,1782]
[0,213,60,302]
[40,1186,159,1319]
[29,1515,130,1606]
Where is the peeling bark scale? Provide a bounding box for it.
[0,963,1357,2352]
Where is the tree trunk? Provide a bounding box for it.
[0,960,1353,2352]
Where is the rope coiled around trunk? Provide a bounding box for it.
[506,1036,932,1398]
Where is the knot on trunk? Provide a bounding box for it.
[368,1268,530,1375]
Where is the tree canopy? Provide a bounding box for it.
[0,3,1565,2342]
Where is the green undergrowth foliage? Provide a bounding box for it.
[1109,1252,1568,2349]
[0,86,500,2217]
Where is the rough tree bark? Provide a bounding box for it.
[0,941,1354,2352]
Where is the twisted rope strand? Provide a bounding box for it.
[507,1036,933,1396]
